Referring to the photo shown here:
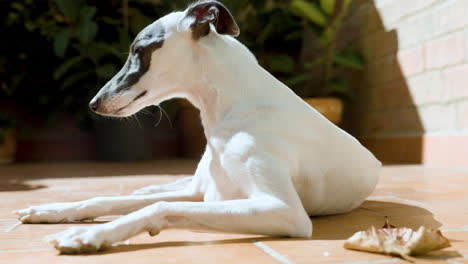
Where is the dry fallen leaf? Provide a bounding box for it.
[344,217,451,262]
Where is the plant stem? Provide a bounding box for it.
[122,0,129,32]
[320,0,352,97]
[322,39,334,96]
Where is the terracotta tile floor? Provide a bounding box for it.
[0,161,467,264]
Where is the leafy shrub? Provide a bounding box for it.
[288,0,364,98]
[0,0,363,128]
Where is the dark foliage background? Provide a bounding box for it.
[0,0,361,128]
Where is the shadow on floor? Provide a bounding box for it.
[61,201,442,257]
[0,160,198,192]
[345,1,425,164]
[311,200,442,240]
[0,179,46,192]
[91,237,271,256]
[0,160,197,179]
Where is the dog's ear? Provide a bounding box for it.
[184,1,240,40]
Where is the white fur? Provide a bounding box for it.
[15,8,381,254]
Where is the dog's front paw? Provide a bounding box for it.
[14,202,88,223]
[46,226,110,254]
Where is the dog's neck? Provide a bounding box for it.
[179,35,272,138]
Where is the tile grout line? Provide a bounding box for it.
[4,221,21,232]
[447,261,465,264]
[252,240,295,264]
[317,258,401,264]
[441,227,468,232]
[367,196,426,207]
[0,248,51,253]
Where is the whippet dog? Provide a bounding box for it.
[15,0,381,254]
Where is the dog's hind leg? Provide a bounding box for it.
[15,188,201,224]
[132,177,192,195]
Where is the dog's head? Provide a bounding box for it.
[89,0,239,117]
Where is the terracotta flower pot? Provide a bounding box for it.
[304,97,344,125]
[175,97,342,158]
[0,129,17,164]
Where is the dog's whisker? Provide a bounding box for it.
[134,114,143,130]
[159,105,173,129]
[140,109,153,116]
[154,105,163,128]
[123,116,133,126]
[129,116,138,128]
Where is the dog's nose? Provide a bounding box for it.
[89,99,100,112]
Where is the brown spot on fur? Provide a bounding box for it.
[187,0,240,40]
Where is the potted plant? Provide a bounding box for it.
[228,0,364,125]
[288,0,364,124]
[0,114,17,164]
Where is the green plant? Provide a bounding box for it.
[0,0,164,127]
[0,0,363,130]
[289,0,365,99]
[222,0,364,99]
[41,0,154,124]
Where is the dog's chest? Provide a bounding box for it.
[201,155,246,202]
[203,183,244,201]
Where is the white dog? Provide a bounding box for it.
[15,0,381,254]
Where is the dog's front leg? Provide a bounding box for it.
[15,189,201,223]
[132,177,192,195]
[49,196,312,254]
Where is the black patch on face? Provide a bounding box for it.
[115,21,165,93]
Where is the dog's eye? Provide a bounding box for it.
[134,47,142,54]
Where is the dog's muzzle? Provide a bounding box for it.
[89,98,100,112]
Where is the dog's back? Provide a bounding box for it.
[207,56,381,216]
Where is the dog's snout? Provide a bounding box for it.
[89,98,100,112]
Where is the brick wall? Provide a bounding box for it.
[346,0,468,166]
